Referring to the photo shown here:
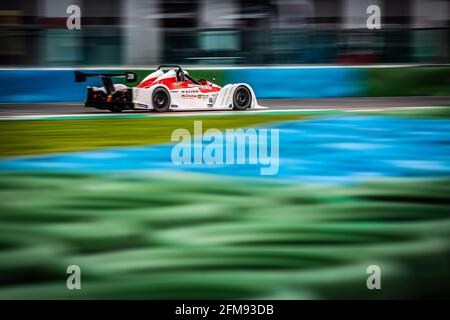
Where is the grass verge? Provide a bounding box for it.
[0,113,305,158]
[0,172,448,299]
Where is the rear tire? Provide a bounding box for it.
[233,86,252,111]
[152,87,171,112]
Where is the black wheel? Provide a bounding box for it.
[233,86,252,110]
[152,87,171,112]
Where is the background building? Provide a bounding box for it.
[0,0,449,66]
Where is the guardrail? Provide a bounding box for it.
[0,66,449,103]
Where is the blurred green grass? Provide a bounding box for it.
[0,172,448,299]
[367,67,450,97]
[1,109,449,299]
[353,106,450,118]
[2,107,450,159]
[0,114,303,158]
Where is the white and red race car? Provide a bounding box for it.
[75,65,260,112]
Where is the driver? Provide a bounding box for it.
[182,70,208,85]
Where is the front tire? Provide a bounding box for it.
[233,86,252,111]
[152,87,171,112]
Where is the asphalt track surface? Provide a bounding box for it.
[1,96,449,117]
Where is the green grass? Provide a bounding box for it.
[0,114,304,158]
[352,106,450,118]
[0,172,448,299]
[367,67,450,97]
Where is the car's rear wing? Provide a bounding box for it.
[74,71,137,83]
[74,71,137,94]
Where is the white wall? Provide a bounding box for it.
[199,0,237,28]
[122,0,161,65]
[276,0,314,28]
[41,0,82,17]
[412,0,449,28]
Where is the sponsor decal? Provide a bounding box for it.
[209,93,218,105]
[181,94,197,99]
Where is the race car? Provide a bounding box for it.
[75,65,260,112]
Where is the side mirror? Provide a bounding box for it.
[125,72,137,83]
